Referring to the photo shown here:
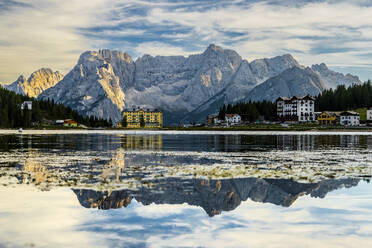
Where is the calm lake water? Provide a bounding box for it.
[1,131,372,247]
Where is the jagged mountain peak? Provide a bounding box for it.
[5,68,63,98]
[16,75,26,82]
[245,65,326,102]
[280,53,298,62]
[99,49,133,63]
[312,62,328,70]
[40,50,126,122]
[251,53,300,68]
[204,43,224,53]
[28,68,63,81]
[78,50,133,65]
[311,63,361,89]
[202,44,242,66]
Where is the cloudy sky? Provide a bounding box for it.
[1,0,372,82]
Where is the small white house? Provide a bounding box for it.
[340,111,360,126]
[367,108,372,121]
[21,101,32,110]
[206,114,222,125]
[225,114,241,125]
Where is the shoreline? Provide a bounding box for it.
[1,128,372,135]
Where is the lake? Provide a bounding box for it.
[0,130,372,247]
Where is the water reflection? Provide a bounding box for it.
[1,133,372,192]
[73,177,363,217]
[1,132,372,247]
[2,133,372,152]
[121,135,163,150]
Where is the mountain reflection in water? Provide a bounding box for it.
[73,177,362,217]
[1,132,372,216]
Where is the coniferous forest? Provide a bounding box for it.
[217,81,372,123]
[315,80,372,111]
[218,101,276,122]
[0,87,112,128]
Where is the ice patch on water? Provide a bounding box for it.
[1,146,371,191]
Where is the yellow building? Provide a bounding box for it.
[122,107,163,128]
[317,111,340,125]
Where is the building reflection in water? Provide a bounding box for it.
[276,135,316,151]
[340,135,361,148]
[101,148,125,183]
[120,134,162,150]
[275,135,372,151]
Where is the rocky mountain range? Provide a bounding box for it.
[245,66,327,102]
[5,68,63,98]
[311,63,361,89]
[3,44,362,124]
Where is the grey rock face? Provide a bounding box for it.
[245,66,327,102]
[40,51,127,122]
[125,44,242,117]
[37,44,360,124]
[5,68,63,98]
[311,63,361,89]
[181,54,300,123]
[40,44,245,124]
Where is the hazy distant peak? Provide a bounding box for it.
[311,63,361,89]
[312,63,328,71]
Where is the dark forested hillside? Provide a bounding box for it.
[0,87,112,128]
[217,81,372,123]
[218,101,276,122]
[316,81,372,111]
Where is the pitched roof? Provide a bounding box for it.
[340,111,359,116]
[123,107,161,113]
[320,111,341,116]
[276,96,291,101]
[276,95,315,102]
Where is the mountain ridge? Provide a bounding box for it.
[5,68,63,98]
[2,44,359,125]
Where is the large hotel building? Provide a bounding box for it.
[276,95,315,122]
[122,107,163,128]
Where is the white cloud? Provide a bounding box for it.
[1,0,372,82]
[0,0,130,82]
[144,1,372,78]
[134,41,196,57]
